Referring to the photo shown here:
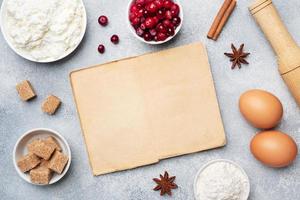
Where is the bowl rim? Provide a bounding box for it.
[193,159,250,200]
[126,0,183,45]
[0,0,87,63]
[13,128,72,185]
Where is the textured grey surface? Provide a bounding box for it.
[0,0,300,199]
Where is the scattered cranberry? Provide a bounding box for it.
[98,44,105,54]
[129,0,181,42]
[98,15,108,26]
[111,35,119,44]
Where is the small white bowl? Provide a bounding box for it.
[13,128,71,185]
[193,159,250,200]
[0,0,87,63]
[127,0,183,45]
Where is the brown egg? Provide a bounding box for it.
[239,89,283,129]
[250,130,298,167]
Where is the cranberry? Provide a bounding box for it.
[163,19,174,28]
[157,32,167,41]
[136,0,145,5]
[129,12,137,21]
[149,29,157,36]
[153,0,164,9]
[143,32,152,41]
[146,2,158,13]
[172,16,181,26]
[137,9,144,17]
[98,15,108,26]
[143,9,150,17]
[130,4,139,13]
[136,27,144,36]
[140,17,146,23]
[156,23,167,33]
[98,44,105,54]
[167,27,175,36]
[140,23,146,30]
[131,17,141,26]
[165,10,172,20]
[157,9,165,19]
[145,0,154,3]
[163,0,173,9]
[111,35,119,44]
[145,17,157,28]
[170,4,179,17]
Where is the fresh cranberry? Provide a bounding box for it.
[165,10,172,20]
[140,17,146,23]
[146,2,158,13]
[163,19,174,28]
[149,28,157,36]
[163,0,173,9]
[111,35,119,44]
[140,23,146,30]
[98,15,108,26]
[167,27,175,36]
[157,32,167,41]
[137,9,144,17]
[136,0,145,5]
[136,27,144,36]
[157,9,165,19]
[156,23,167,33]
[145,17,157,28]
[130,4,139,13]
[143,9,150,17]
[172,16,181,26]
[145,0,154,4]
[131,17,141,26]
[98,44,105,54]
[152,16,159,24]
[136,3,143,9]
[170,4,179,17]
[143,32,152,41]
[153,0,164,9]
[129,12,137,21]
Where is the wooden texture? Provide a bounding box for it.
[70,43,226,176]
[250,0,300,106]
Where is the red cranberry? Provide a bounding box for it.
[154,0,164,9]
[136,0,145,5]
[145,0,154,3]
[145,17,157,28]
[157,32,167,41]
[136,27,144,36]
[143,9,150,17]
[146,2,158,13]
[163,0,173,9]
[156,23,167,33]
[163,19,174,28]
[98,15,108,26]
[157,9,165,19]
[140,23,146,30]
[137,9,144,17]
[172,16,181,26]
[130,4,139,13]
[165,10,172,20]
[129,12,137,21]
[98,44,105,54]
[143,32,152,41]
[149,28,157,36]
[140,17,146,23]
[131,17,141,26]
[167,27,175,36]
[170,4,179,17]
[111,35,119,44]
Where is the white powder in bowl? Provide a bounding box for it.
[195,160,250,200]
[3,0,85,62]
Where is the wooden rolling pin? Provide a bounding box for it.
[249,0,300,106]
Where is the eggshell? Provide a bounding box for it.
[250,130,298,168]
[239,89,283,129]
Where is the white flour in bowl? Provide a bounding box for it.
[3,0,85,62]
[195,160,249,200]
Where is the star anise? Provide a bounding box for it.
[153,171,178,196]
[224,44,250,69]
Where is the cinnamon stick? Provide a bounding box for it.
[207,0,237,41]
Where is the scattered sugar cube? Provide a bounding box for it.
[41,95,61,115]
[17,153,41,172]
[16,80,36,101]
[49,151,69,174]
[30,166,52,184]
[27,139,55,160]
[44,136,62,152]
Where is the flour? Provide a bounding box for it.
[195,161,249,200]
[4,0,85,61]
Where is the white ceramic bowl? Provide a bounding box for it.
[0,0,87,63]
[127,0,183,45]
[193,159,250,200]
[13,128,71,185]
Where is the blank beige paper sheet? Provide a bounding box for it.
[70,43,226,176]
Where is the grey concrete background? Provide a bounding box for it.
[1,0,299,199]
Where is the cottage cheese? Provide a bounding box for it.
[3,0,85,62]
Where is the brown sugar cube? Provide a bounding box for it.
[16,80,36,101]
[44,136,62,151]
[30,166,52,184]
[41,95,61,115]
[27,139,55,160]
[49,151,69,174]
[17,153,41,172]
